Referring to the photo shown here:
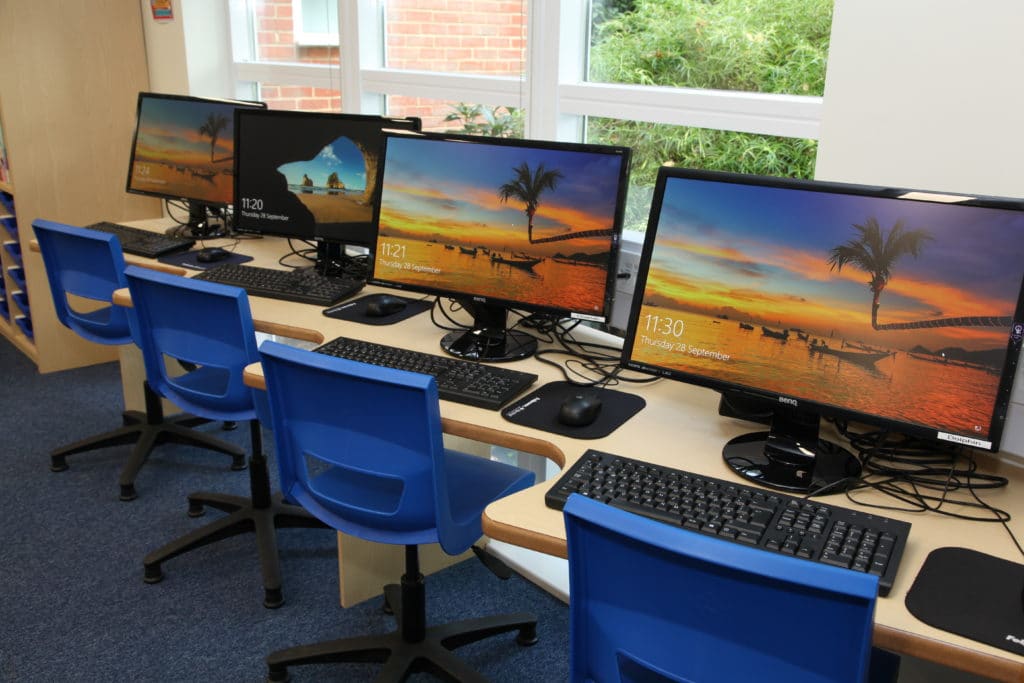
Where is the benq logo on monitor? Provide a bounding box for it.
[778,396,799,407]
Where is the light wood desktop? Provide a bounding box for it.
[92,220,1024,682]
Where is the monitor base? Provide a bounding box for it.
[723,431,862,495]
[441,328,537,362]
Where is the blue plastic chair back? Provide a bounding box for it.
[563,494,879,683]
[124,265,260,422]
[33,219,132,345]
[258,340,535,554]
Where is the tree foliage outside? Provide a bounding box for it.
[588,0,833,229]
[444,103,525,138]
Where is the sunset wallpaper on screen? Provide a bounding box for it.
[630,175,1024,442]
[373,136,627,315]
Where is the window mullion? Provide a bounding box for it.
[561,82,823,140]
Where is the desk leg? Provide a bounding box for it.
[337,535,474,607]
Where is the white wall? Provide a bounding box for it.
[816,0,1024,197]
[139,0,233,97]
[816,0,1024,456]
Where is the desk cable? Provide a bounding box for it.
[811,423,1023,560]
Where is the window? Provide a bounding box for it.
[228,0,830,232]
[293,0,339,46]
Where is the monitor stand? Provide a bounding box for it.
[440,300,537,362]
[314,241,368,280]
[722,405,861,494]
[182,201,227,239]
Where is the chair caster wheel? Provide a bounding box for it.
[187,500,205,518]
[222,420,238,431]
[517,625,539,647]
[50,456,68,472]
[119,484,138,502]
[264,587,284,609]
[231,456,248,471]
[143,564,164,584]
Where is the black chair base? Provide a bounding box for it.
[266,547,538,683]
[143,421,328,608]
[50,384,246,501]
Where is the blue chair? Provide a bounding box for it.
[563,493,899,683]
[258,340,539,682]
[124,265,327,608]
[33,219,245,501]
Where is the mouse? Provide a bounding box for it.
[558,393,603,428]
[196,247,230,263]
[364,293,408,317]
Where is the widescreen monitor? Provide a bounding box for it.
[622,167,1024,493]
[232,109,421,249]
[370,131,631,361]
[125,92,265,230]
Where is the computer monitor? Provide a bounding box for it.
[125,92,265,234]
[370,130,631,361]
[622,167,1024,493]
[232,109,421,268]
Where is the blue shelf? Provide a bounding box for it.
[8,265,24,290]
[3,240,21,265]
[1,216,17,241]
[11,290,28,316]
[14,314,32,340]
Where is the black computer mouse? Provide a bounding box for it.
[196,246,230,263]
[558,393,603,428]
[364,294,408,317]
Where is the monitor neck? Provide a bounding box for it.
[440,299,537,362]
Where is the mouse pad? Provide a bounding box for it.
[322,294,432,325]
[905,546,1024,656]
[501,381,645,439]
[158,250,253,271]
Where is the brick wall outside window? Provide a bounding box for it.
[253,0,525,130]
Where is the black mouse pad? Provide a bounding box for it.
[158,250,252,271]
[501,381,645,439]
[322,294,432,325]
[905,546,1024,656]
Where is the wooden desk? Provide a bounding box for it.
[119,221,1024,681]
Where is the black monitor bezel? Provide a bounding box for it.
[621,165,1024,454]
[368,129,632,326]
[231,108,422,245]
[124,91,266,208]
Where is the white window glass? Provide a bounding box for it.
[250,0,340,63]
[387,96,523,137]
[259,83,341,112]
[293,0,339,45]
[588,0,832,97]
[587,116,818,231]
[383,0,526,76]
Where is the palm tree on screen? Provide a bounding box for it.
[497,162,564,243]
[198,112,229,163]
[827,217,933,329]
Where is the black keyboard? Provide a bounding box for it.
[86,221,194,258]
[546,449,911,596]
[194,264,364,307]
[314,335,538,410]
